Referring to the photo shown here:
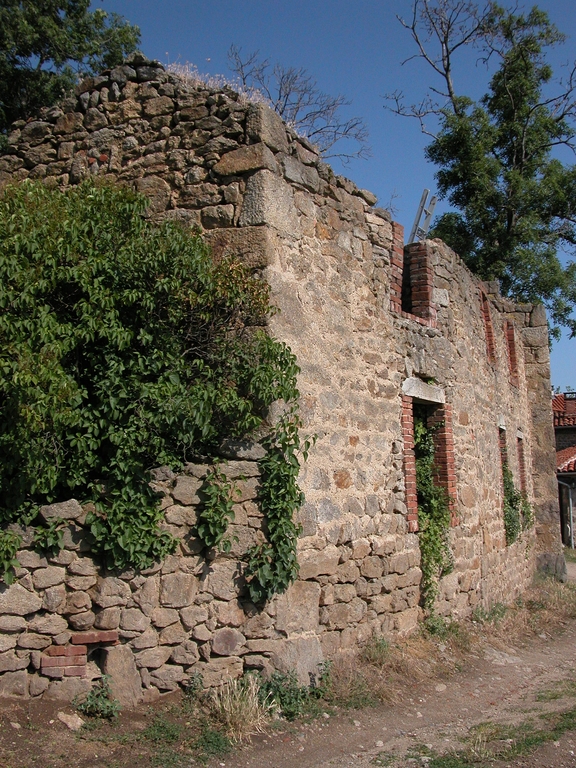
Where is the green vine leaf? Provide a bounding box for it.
[0,529,22,584]
[502,462,533,545]
[196,465,239,551]
[245,407,314,604]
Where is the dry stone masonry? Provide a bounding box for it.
[0,54,564,703]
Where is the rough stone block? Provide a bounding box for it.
[160,572,198,608]
[92,577,131,608]
[0,670,28,697]
[270,636,323,686]
[27,615,68,635]
[246,103,289,153]
[211,627,245,656]
[134,645,172,669]
[202,560,242,602]
[193,656,243,688]
[320,598,366,630]
[134,176,171,214]
[213,143,278,176]
[101,644,143,708]
[0,583,42,615]
[149,663,185,691]
[120,608,150,632]
[238,170,300,235]
[275,581,320,634]
[172,476,202,506]
[298,545,339,580]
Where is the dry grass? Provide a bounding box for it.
[323,574,576,711]
[165,62,269,106]
[469,575,576,649]
[206,675,277,743]
[325,633,448,708]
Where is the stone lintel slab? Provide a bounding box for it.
[401,377,445,404]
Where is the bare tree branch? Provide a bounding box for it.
[228,45,370,162]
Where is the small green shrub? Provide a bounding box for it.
[361,636,391,667]
[192,724,232,764]
[73,676,120,719]
[143,714,182,743]
[472,602,508,625]
[258,670,310,721]
[245,409,314,603]
[0,529,21,584]
[502,463,533,545]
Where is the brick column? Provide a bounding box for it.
[401,394,419,532]
[405,242,437,324]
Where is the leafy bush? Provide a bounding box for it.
[196,465,239,552]
[0,180,300,572]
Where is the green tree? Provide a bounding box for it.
[0,0,140,134]
[390,1,576,337]
[0,180,299,569]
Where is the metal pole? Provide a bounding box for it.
[408,189,429,244]
[559,479,575,549]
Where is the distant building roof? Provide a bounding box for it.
[553,393,576,427]
[557,445,576,474]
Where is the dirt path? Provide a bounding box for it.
[223,625,576,768]
[2,587,576,768]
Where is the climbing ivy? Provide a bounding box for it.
[0,180,302,577]
[502,462,533,545]
[196,465,239,553]
[245,408,314,604]
[0,529,21,585]
[413,408,453,612]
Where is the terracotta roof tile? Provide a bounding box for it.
[553,393,576,427]
[557,445,576,473]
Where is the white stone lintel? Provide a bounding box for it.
[401,377,445,404]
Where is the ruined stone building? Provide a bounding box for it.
[0,56,564,703]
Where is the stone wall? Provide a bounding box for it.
[0,54,564,702]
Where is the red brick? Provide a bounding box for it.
[42,667,64,679]
[63,666,87,677]
[71,630,118,645]
[42,655,87,668]
[45,644,87,656]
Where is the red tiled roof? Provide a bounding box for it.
[557,445,576,473]
[553,393,576,427]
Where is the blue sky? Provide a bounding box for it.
[94,0,575,390]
